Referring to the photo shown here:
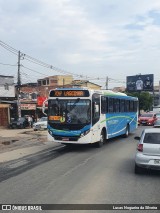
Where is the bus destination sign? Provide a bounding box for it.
[50,90,89,97]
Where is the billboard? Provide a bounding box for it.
[126,74,154,92]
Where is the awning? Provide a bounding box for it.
[0,104,10,108]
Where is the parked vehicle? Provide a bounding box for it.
[134,128,160,174]
[33,117,47,131]
[138,112,157,126]
[9,117,29,129]
[154,113,160,128]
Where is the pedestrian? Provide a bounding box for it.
[28,115,33,128]
[31,115,35,123]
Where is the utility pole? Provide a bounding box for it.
[17,51,21,118]
[106,76,108,90]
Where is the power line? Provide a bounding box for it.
[0,41,18,56]
[0,62,17,67]
[22,65,48,77]
[0,40,88,78]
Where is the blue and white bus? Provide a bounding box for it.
[46,88,138,147]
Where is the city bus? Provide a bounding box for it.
[45,88,138,147]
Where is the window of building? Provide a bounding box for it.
[4,84,9,90]
[42,80,46,85]
[50,80,58,84]
[38,81,42,86]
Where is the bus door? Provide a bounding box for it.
[91,94,100,142]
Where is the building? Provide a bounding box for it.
[19,83,38,118]
[37,75,73,96]
[112,86,126,93]
[36,75,73,117]
[0,75,15,98]
[72,80,102,90]
[153,85,160,107]
[0,75,15,127]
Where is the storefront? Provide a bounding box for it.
[20,103,36,118]
[0,104,10,127]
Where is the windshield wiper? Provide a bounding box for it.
[70,98,80,111]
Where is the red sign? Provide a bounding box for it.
[37,96,47,107]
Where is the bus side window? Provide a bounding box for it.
[134,101,138,112]
[101,96,107,114]
[125,100,130,112]
[108,98,114,113]
[120,99,125,112]
[114,98,120,112]
[129,101,134,112]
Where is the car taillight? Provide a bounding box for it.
[137,144,143,152]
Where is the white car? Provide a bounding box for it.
[33,117,47,131]
[134,128,160,174]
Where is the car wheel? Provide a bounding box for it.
[12,124,16,129]
[96,130,105,148]
[135,164,143,174]
[20,124,24,129]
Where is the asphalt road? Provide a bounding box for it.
[0,126,160,212]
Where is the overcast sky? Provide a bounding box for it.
[0,0,160,89]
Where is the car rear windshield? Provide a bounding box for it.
[140,114,153,117]
[143,133,160,144]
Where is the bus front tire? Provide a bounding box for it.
[96,130,105,148]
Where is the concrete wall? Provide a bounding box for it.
[0,76,15,98]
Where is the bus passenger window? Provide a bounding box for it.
[101,96,106,114]
[120,100,125,112]
[125,100,130,112]
[108,98,114,113]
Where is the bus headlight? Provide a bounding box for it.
[80,130,90,137]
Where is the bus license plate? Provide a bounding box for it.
[62,138,69,141]
[154,159,160,164]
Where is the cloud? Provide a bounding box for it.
[1,0,160,87]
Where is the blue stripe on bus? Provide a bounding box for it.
[48,124,91,137]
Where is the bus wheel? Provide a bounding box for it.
[123,125,129,138]
[96,130,105,148]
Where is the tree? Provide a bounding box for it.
[125,91,153,112]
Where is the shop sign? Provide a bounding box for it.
[21,104,36,110]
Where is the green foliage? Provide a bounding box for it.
[125,91,153,111]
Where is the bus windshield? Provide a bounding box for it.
[48,99,91,124]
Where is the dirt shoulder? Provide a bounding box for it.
[0,128,48,154]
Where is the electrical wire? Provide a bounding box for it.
[0,62,17,67]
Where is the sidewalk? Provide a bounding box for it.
[0,128,58,163]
